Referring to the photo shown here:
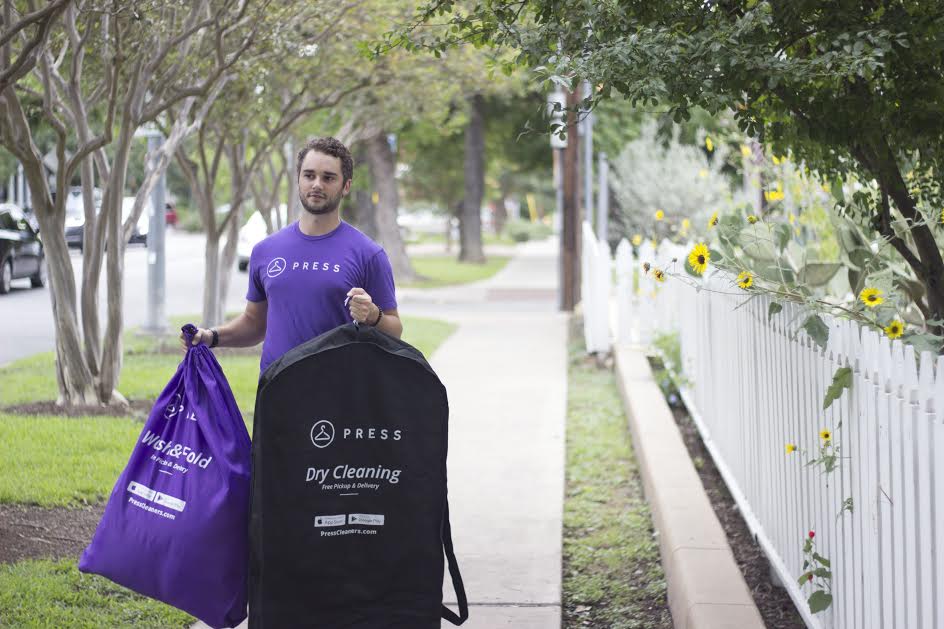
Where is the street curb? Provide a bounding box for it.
[614,346,765,629]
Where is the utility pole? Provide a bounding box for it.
[582,81,593,233]
[561,87,581,311]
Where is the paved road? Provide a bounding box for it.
[0,231,248,366]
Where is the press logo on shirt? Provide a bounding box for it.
[266,256,341,277]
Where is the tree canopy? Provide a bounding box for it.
[390,0,944,332]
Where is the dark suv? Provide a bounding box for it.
[0,203,46,294]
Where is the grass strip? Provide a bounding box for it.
[562,341,672,628]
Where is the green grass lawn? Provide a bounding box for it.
[562,339,672,628]
[0,314,456,508]
[0,559,193,628]
[403,255,511,289]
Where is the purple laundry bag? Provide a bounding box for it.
[79,324,251,629]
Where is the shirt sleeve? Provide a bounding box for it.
[246,247,267,302]
[364,249,398,311]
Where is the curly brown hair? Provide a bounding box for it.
[296,137,354,183]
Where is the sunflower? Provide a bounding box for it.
[705,136,714,152]
[709,212,719,228]
[688,243,710,275]
[747,215,758,224]
[859,287,884,308]
[819,429,832,444]
[653,268,666,283]
[785,443,797,455]
[740,144,752,158]
[884,319,904,339]
[681,218,691,231]
[655,209,665,221]
[736,271,753,289]
[632,234,642,246]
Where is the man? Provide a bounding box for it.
[182,136,402,364]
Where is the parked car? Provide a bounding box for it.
[0,203,45,294]
[64,186,102,248]
[165,200,178,227]
[65,189,152,249]
[238,205,288,271]
[123,196,149,245]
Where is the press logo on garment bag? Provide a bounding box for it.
[309,420,403,449]
[310,420,336,448]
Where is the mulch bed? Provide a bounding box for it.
[0,503,103,565]
[652,360,805,628]
[2,399,154,419]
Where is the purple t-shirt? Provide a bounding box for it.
[247,220,397,373]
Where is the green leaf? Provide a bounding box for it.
[768,302,783,321]
[802,315,830,350]
[812,552,831,568]
[797,572,812,587]
[684,257,701,278]
[741,234,778,262]
[774,224,791,251]
[808,590,833,614]
[831,178,844,203]
[798,263,843,287]
[823,367,852,410]
[813,567,832,579]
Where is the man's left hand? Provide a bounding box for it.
[347,287,378,324]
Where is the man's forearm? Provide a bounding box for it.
[376,311,402,339]
[216,313,266,347]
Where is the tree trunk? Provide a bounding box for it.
[283,138,301,223]
[97,121,136,406]
[495,174,511,235]
[365,131,415,282]
[78,156,103,378]
[0,87,96,405]
[345,142,377,238]
[215,144,248,325]
[460,94,486,263]
[858,136,944,337]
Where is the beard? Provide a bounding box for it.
[300,189,342,215]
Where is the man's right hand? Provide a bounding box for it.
[180,327,214,352]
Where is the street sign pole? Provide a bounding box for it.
[145,132,167,334]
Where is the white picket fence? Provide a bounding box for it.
[581,227,944,629]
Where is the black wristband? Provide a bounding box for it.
[210,328,219,348]
[371,307,383,327]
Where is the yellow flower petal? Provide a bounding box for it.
[884,319,904,339]
[687,243,710,275]
[859,287,884,308]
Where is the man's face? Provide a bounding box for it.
[298,150,350,216]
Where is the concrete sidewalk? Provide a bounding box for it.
[196,238,567,629]
[413,238,567,627]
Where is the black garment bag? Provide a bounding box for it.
[249,323,468,628]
